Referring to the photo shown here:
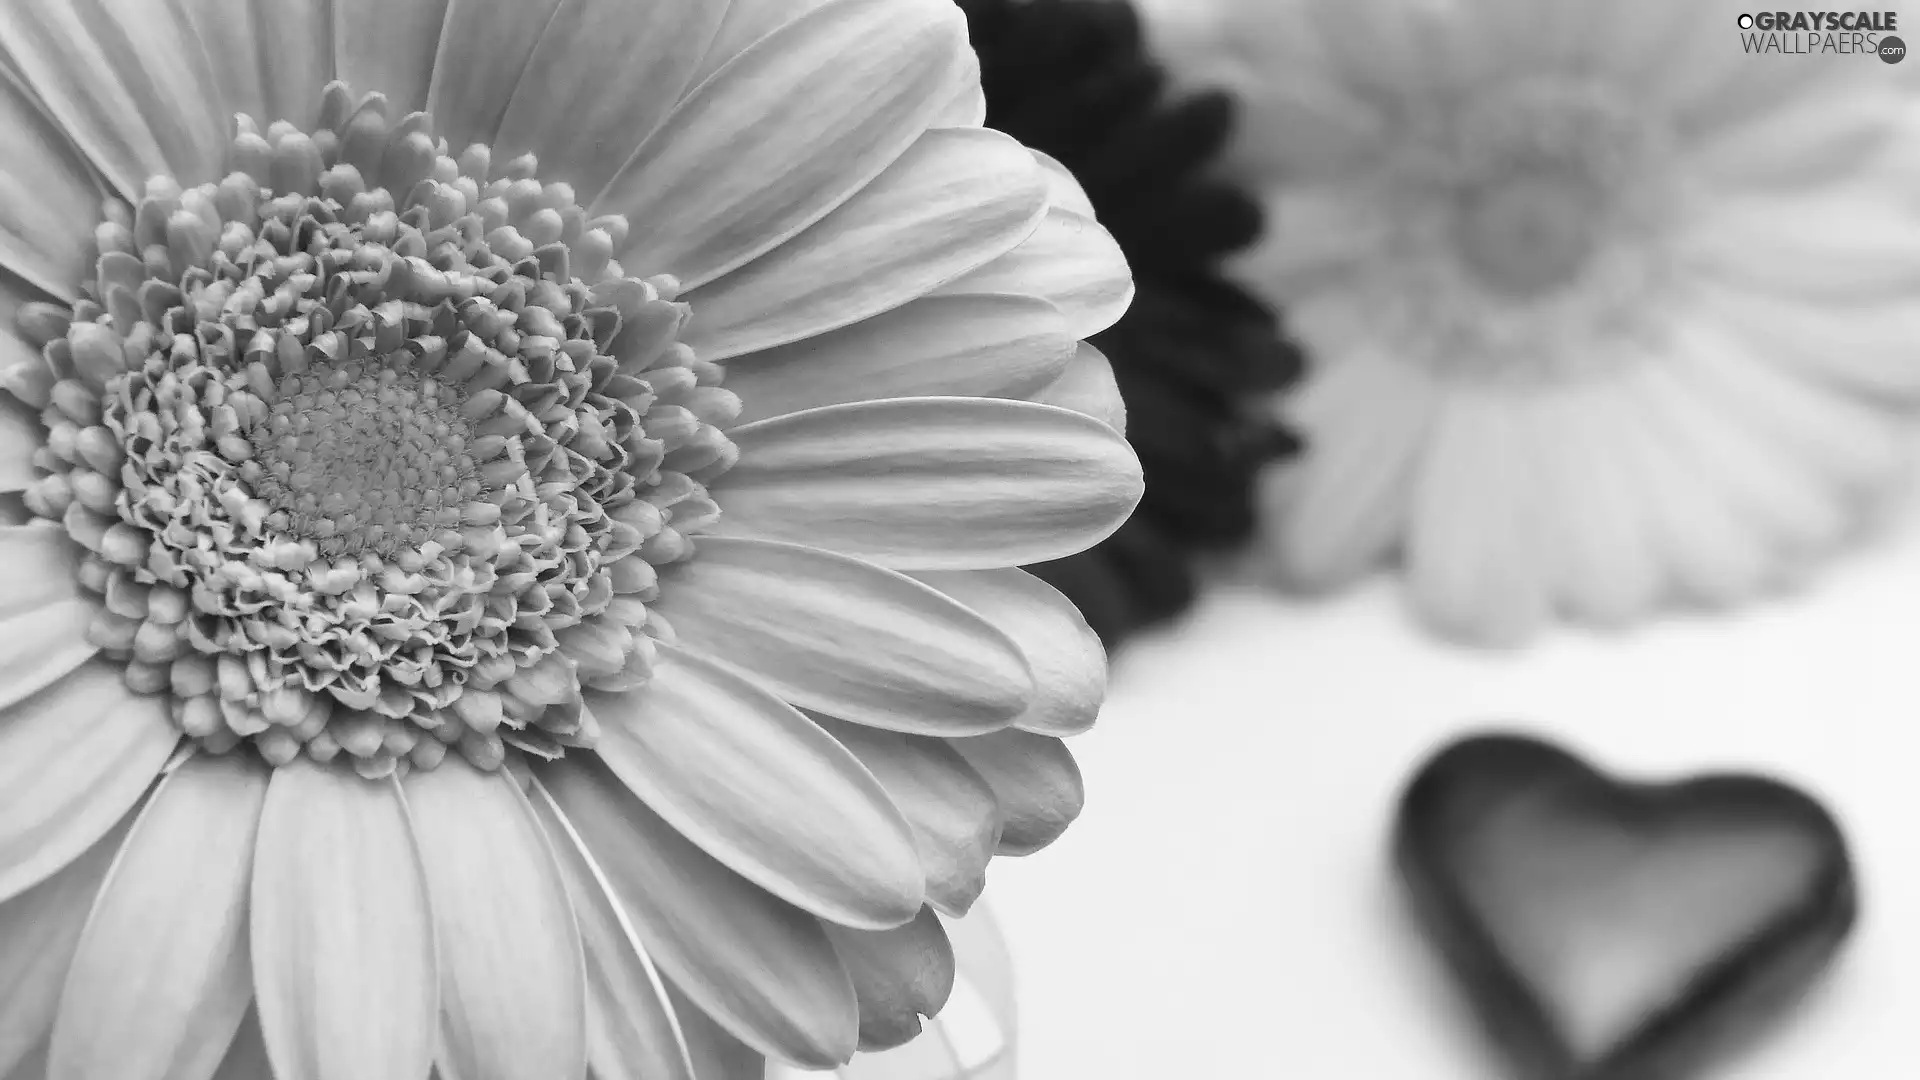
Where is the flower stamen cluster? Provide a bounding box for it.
[12,83,741,777]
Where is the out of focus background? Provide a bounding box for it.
[993,501,1920,1077]
[938,0,1920,1076]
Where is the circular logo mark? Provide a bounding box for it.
[1882,35,1907,63]
[1737,13,1755,29]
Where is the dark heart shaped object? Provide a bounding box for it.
[1394,732,1857,1080]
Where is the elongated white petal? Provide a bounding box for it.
[695,0,837,84]
[683,127,1049,361]
[0,659,175,903]
[50,754,266,1080]
[1401,387,1551,644]
[604,0,966,290]
[816,718,998,918]
[1029,342,1126,434]
[525,783,697,1080]
[0,73,102,299]
[936,206,1132,340]
[181,0,331,129]
[0,817,128,1078]
[589,644,925,929]
[950,730,1083,857]
[1695,281,1920,401]
[667,981,769,1080]
[0,0,226,201]
[332,0,446,115]
[538,758,859,1068]
[0,525,79,610]
[726,293,1073,424]
[825,908,954,1052]
[251,762,436,1080]
[0,401,38,492]
[0,594,95,712]
[1523,380,1664,624]
[1694,83,1907,190]
[0,525,93,709]
[405,761,586,1080]
[1270,347,1440,591]
[937,63,988,128]
[911,569,1105,737]
[423,0,563,149]
[1027,150,1095,218]
[1679,190,1920,302]
[497,0,730,206]
[653,537,1030,736]
[714,397,1143,571]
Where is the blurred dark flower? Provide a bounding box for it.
[960,0,1304,647]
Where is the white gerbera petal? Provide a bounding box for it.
[668,981,771,1080]
[714,397,1143,571]
[1681,189,1920,300]
[727,293,1074,423]
[813,718,1001,919]
[0,400,37,494]
[526,784,699,1080]
[1267,346,1438,589]
[251,762,437,1080]
[405,761,588,1080]
[0,817,126,1078]
[602,0,967,290]
[938,204,1133,340]
[0,76,102,300]
[1637,352,1852,563]
[651,537,1032,736]
[0,660,175,904]
[697,0,840,84]
[589,644,927,931]
[1404,388,1551,644]
[0,526,93,709]
[49,754,264,1080]
[682,126,1050,360]
[537,761,860,1069]
[180,0,332,129]
[0,0,226,200]
[949,729,1083,857]
[497,0,732,207]
[1184,0,1920,639]
[911,568,1106,738]
[1028,341,1127,433]
[1525,382,1662,624]
[1025,149,1096,218]
[332,0,446,115]
[823,907,955,1052]
[423,0,565,149]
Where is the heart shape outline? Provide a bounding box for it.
[1394,732,1857,1080]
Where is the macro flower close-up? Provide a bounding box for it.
[960,0,1303,648]
[0,1,1143,1077]
[1149,0,1920,644]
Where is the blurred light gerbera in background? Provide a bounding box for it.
[960,0,1304,648]
[0,1,1141,1078]
[1147,0,1920,644]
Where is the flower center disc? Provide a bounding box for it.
[248,366,482,557]
[13,81,743,778]
[1452,169,1602,299]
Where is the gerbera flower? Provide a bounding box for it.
[1150,0,1920,643]
[960,0,1303,647]
[0,1,1141,1077]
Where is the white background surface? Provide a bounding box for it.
[991,531,1920,1078]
